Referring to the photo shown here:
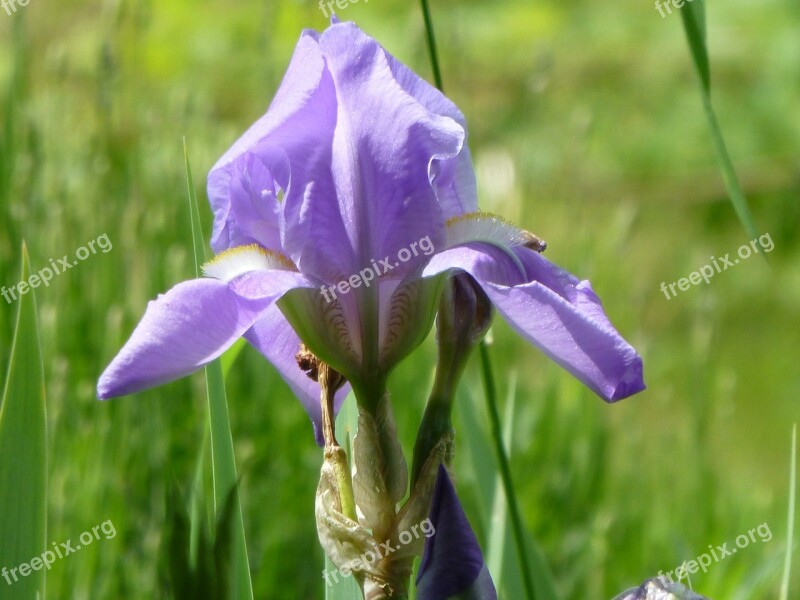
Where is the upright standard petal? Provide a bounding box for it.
[208,29,357,284]
[305,22,467,278]
[423,242,645,401]
[210,22,478,285]
[381,39,478,220]
[416,465,497,600]
[97,270,312,399]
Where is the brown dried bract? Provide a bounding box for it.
[295,343,320,381]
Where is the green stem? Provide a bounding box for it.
[355,284,385,416]
[479,341,536,600]
[410,394,453,488]
[420,0,444,91]
[417,5,536,597]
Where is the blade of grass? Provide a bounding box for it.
[459,387,521,596]
[0,243,48,600]
[184,139,254,600]
[221,338,247,379]
[420,0,444,91]
[188,419,210,570]
[479,342,537,600]
[459,379,561,600]
[679,3,762,248]
[485,374,516,587]
[779,423,797,600]
[0,14,28,256]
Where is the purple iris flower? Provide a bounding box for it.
[416,465,497,599]
[97,20,644,443]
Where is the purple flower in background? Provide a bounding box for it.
[416,465,497,599]
[97,20,644,442]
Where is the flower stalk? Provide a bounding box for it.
[411,275,493,487]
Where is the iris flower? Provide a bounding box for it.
[97,20,644,442]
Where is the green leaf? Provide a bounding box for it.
[679,3,708,93]
[485,375,517,594]
[325,393,364,599]
[221,338,247,379]
[458,376,560,600]
[0,243,48,600]
[679,3,762,247]
[184,139,254,600]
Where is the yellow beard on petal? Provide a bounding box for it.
[202,244,297,282]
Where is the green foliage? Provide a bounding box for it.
[0,245,47,600]
[184,143,253,600]
[158,482,239,600]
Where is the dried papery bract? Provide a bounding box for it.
[306,345,418,598]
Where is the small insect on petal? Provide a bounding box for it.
[445,212,546,253]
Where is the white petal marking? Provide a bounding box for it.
[202,244,296,283]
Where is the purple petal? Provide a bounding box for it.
[423,244,645,401]
[416,465,498,600]
[316,21,463,276]
[243,303,349,446]
[208,30,356,283]
[97,271,311,399]
[210,150,285,252]
[208,22,477,285]
[382,41,477,219]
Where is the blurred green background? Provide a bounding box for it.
[1,0,798,598]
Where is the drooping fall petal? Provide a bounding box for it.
[97,270,312,399]
[423,241,645,401]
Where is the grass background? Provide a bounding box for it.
[1,0,798,598]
